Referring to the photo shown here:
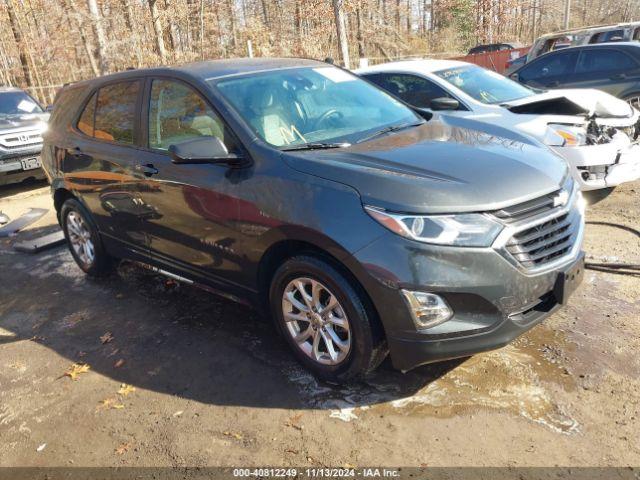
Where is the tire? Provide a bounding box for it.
[60,198,114,277]
[583,187,615,206]
[269,255,386,382]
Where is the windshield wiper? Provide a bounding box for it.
[356,121,424,144]
[280,142,351,151]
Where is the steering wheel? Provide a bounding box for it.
[311,109,344,131]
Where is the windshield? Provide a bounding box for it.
[0,91,43,116]
[435,66,535,104]
[213,66,421,147]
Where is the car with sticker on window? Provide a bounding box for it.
[0,86,48,186]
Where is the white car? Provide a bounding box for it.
[357,60,640,197]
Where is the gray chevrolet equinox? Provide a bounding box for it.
[42,58,585,382]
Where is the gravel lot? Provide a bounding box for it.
[0,180,638,468]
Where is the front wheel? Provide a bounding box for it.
[270,255,386,382]
[61,198,114,277]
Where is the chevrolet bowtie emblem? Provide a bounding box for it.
[553,190,569,208]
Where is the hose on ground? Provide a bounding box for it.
[582,221,640,276]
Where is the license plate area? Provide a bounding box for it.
[20,157,41,171]
[554,253,585,304]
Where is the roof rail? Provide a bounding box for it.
[538,21,640,38]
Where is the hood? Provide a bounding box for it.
[504,89,635,119]
[0,113,48,132]
[282,116,568,214]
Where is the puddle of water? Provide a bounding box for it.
[386,342,579,434]
[279,324,580,433]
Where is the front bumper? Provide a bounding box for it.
[555,141,640,191]
[0,146,44,186]
[346,197,585,372]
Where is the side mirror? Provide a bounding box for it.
[510,73,520,82]
[45,105,54,113]
[169,136,244,166]
[430,97,460,111]
[413,107,434,120]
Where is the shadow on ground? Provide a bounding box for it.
[0,225,463,413]
[0,178,48,199]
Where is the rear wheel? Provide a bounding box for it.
[61,198,114,277]
[270,255,386,382]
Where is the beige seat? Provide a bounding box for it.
[246,87,305,146]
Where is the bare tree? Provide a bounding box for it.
[5,0,32,86]
[332,0,350,68]
[148,0,167,61]
[86,0,109,74]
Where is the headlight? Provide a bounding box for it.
[547,124,587,147]
[365,206,503,247]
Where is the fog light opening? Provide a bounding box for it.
[401,290,453,330]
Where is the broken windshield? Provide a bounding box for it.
[436,65,535,105]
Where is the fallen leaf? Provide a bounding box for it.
[36,443,46,452]
[60,311,86,329]
[223,431,243,440]
[64,363,90,380]
[285,448,299,454]
[172,410,184,417]
[97,398,125,410]
[285,413,304,430]
[115,442,131,455]
[113,359,125,368]
[107,348,120,358]
[100,332,114,344]
[118,384,136,396]
[9,361,26,371]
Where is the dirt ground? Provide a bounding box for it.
[0,179,639,468]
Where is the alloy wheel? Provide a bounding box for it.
[66,210,95,267]
[281,277,351,366]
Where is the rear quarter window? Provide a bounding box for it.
[74,80,140,144]
[94,81,140,144]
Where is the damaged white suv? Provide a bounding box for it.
[359,60,640,201]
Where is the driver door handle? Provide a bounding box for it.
[135,163,159,177]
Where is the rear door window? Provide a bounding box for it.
[576,49,638,74]
[518,51,578,83]
[589,30,625,43]
[77,81,140,144]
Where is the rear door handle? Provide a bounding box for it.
[135,163,159,176]
[611,73,627,80]
[548,80,560,87]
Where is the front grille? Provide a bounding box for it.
[492,189,559,224]
[491,182,582,270]
[0,132,42,149]
[505,211,578,269]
